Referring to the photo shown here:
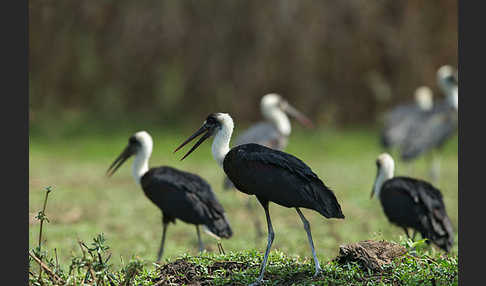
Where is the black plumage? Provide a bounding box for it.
[141,167,233,239]
[379,177,454,252]
[107,131,232,262]
[224,143,344,219]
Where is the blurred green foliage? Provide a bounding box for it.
[29,0,457,128]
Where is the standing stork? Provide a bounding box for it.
[223,93,314,190]
[175,113,344,285]
[399,65,458,182]
[106,131,232,262]
[222,93,313,238]
[371,153,454,252]
[380,86,434,150]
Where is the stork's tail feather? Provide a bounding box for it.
[204,214,233,239]
[429,214,454,252]
[222,176,235,191]
[311,182,345,219]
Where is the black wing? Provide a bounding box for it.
[224,144,344,219]
[141,167,232,238]
[381,177,454,251]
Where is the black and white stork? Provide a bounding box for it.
[222,93,314,238]
[399,65,458,182]
[380,86,434,150]
[175,113,344,285]
[222,93,314,190]
[106,131,233,262]
[371,153,454,252]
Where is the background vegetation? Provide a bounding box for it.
[30,0,457,127]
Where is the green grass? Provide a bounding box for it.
[29,123,458,273]
[29,232,457,285]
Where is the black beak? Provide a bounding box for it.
[283,104,314,128]
[174,125,212,161]
[106,145,136,177]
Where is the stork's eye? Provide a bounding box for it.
[206,116,219,125]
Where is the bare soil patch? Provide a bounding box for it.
[333,240,407,272]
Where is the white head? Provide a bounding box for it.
[175,113,234,167]
[260,93,313,135]
[437,65,458,110]
[371,153,395,199]
[260,93,291,135]
[414,86,433,111]
[106,131,153,185]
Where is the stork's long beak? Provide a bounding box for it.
[284,104,314,128]
[370,169,379,199]
[106,145,135,177]
[174,125,212,161]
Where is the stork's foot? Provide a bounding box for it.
[249,279,267,286]
[313,267,323,278]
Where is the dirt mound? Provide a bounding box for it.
[334,240,407,272]
[154,258,249,285]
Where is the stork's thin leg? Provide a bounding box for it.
[296,208,322,276]
[246,197,264,238]
[157,222,168,262]
[250,202,274,286]
[196,225,204,253]
[430,152,441,184]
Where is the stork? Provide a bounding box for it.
[371,153,454,252]
[223,93,313,190]
[223,93,314,237]
[175,113,344,285]
[399,65,458,182]
[380,86,434,150]
[106,131,233,262]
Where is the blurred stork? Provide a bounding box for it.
[399,65,458,182]
[175,113,344,285]
[223,93,314,190]
[371,153,454,252]
[380,86,434,150]
[106,131,232,262]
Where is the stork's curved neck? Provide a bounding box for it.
[132,145,152,185]
[263,108,291,136]
[373,164,394,198]
[212,116,234,167]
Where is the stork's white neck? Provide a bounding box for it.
[263,108,291,136]
[373,160,394,198]
[131,132,153,184]
[132,152,150,184]
[211,114,234,167]
[447,88,458,110]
